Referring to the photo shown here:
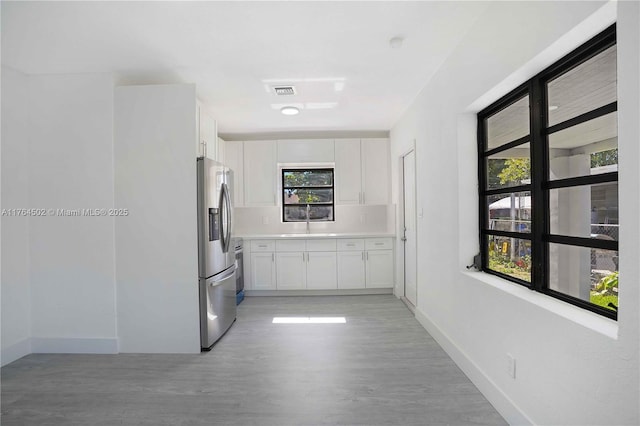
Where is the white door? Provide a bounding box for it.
[337,251,366,289]
[276,252,306,289]
[306,252,337,289]
[403,150,417,306]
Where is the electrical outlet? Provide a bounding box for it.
[507,353,516,379]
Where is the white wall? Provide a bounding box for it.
[390,1,639,425]
[27,73,118,353]
[2,77,202,359]
[114,84,200,353]
[1,67,32,365]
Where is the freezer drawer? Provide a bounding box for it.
[200,266,237,350]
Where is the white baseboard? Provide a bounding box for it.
[1,338,32,367]
[31,337,118,354]
[414,308,533,426]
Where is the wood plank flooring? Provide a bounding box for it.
[1,295,506,425]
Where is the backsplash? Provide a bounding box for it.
[234,204,395,235]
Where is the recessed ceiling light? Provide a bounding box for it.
[281,106,300,116]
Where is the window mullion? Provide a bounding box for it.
[477,115,489,271]
[529,77,548,293]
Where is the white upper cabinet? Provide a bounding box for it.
[244,140,277,206]
[196,103,217,160]
[277,139,335,163]
[224,141,244,207]
[335,138,389,205]
[361,138,390,205]
[217,137,226,165]
[335,139,362,205]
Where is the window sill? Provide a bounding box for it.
[460,270,619,340]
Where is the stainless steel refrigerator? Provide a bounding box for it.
[197,157,237,350]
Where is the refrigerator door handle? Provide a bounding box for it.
[209,266,236,285]
[219,183,231,253]
[223,182,232,251]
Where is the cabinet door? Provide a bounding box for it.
[217,137,226,165]
[277,139,334,163]
[365,250,393,288]
[337,251,365,289]
[361,138,390,205]
[244,140,277,206]
[306,252,337,290]
[225,141,244,207]
[276,252,306,289]
[198,105,217,160]
[250,252,276,290]
[334,139,362,205]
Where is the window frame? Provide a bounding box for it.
[281,167,335,223]
[477,25,618,320]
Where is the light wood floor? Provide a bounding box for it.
[1,295,506,425]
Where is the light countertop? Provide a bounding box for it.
[236,232,396,240]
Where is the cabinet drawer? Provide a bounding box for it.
[276,239,306,252]
[365,238,393,250]
[337,239,365,251]
[306,239,337,252]
[251,240,275,252]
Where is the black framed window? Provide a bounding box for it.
[478,25,618,320]
[282,168,335,222]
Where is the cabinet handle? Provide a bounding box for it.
[272,253,274,262]
[361,252,364,261]
[362,192,365,204]
[359,192,362,204]
[347,243,355,247]
[375,242,384,246]
[366,252,369,261]
[258,244,267,248]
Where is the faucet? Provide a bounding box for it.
[305,204,311,234]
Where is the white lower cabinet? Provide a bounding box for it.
[306,252,337,290]
[365,250,394,288]
[276,252,306,289]
[250,252,276,290]
[248,237,392,292]
[337,251,366,289]
[337,238,393,289]
[277,250,337,290]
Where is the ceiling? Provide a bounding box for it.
[1,1,489,135]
